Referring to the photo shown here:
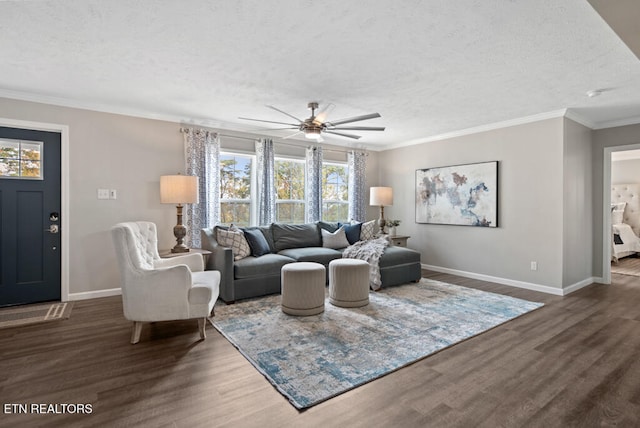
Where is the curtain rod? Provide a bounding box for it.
[180,127,366,155]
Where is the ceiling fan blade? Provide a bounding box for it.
[266,127,299,130]
[325,112,381,127]
[238,117,299,126]
[266,105,304,123]
[329,126,386,131]
[282,130,304,140]
[314,103,335,124]
[324,130,362,139]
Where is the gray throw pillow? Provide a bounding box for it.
[321,227,350,249]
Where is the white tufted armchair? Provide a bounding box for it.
[111,221,220,344]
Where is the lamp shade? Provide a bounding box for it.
[160,175,199,204]
[370,186,393,206]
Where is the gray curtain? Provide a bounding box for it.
[182,128,220,248]
[348,150,367,222]
[255,138,276,225]
[305,146,323,223]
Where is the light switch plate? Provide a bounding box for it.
[97,188,110,200]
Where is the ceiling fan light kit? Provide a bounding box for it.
[239,101,385,142]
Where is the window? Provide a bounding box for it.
[322,162,349,222]
[0,138,43,179]
[275,158,306,223]
[220,153,253,227]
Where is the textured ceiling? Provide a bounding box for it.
[1,0,640,150]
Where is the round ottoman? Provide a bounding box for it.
[281,262,326,316]
[329,259,370,308]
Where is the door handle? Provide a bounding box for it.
[45,225,59,234]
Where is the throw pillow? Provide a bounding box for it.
[360,219,376,240]
[216,227,251,260]
[611,202,626,225]
[321,227,350,249]
[242,228,271,257]
[339,222,362,245]
[317,221,340,233]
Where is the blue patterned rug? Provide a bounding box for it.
[211,278,543,409]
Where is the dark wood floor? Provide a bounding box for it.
[2,270,640,427]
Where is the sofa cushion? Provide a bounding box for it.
[321,227,350,249]
[317,221,340,233]
[234,254,295,279]
[378,246,421,268]
[272,223,321,251]
[278,247,343,265]
[242,228,271,256]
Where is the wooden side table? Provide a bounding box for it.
[388,235,410,247]
[159,248,212,266]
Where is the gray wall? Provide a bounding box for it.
[379,117,566,290]
[562,118,593,286]
[592,123,640,277]
[0,97,380,297]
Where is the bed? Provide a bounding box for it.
[611,184,640,262]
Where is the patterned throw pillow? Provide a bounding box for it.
[359,220,376,241]
[216,226,251,260]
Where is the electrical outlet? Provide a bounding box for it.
[530,261,538,271]
[109,189,117,200]
[97,188,109,200]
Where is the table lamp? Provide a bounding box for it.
[160,174,199,253]
[370,186,393,234]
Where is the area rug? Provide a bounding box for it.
[211,278,543,409]
[611,256,640,277]
[0,302,73,329]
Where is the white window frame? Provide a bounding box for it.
[275,156,306,224]
[219,151,256,226]
[322,161,349,222]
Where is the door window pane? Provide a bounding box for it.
[0,139,43,179]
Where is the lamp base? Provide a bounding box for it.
[171,204,190,253]
[171,244,190,254]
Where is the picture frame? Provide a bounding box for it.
[415,161,498,227]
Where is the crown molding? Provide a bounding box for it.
[378,109,570,151]
[3,88,639,152]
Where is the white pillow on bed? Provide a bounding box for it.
[611,202,626,224]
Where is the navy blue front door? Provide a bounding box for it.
[0,126,61,306]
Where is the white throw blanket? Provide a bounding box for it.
[342,237,389,290]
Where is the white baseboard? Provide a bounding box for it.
[421,264,596,296]
[562,277,597,295]
[68,287,122,301]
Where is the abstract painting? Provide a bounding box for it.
[416,161,498,227]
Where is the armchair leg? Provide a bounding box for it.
[198,318,207,340]
[131,321,143,344]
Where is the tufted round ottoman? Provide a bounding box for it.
[329,259,370,308]
[281,262,326,316]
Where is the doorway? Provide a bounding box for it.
[603,144,640,284]
[0,118,69,305]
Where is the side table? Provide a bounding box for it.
[159,248,212,266]
[388,235,410,247]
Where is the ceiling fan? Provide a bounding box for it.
[238,102,385,142]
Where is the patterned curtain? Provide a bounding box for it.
[183,127,220,248]
[348,150,367,222]
[255,138,276,225]
[305,146,323,223]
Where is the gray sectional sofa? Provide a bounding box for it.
[201,222,422,303]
